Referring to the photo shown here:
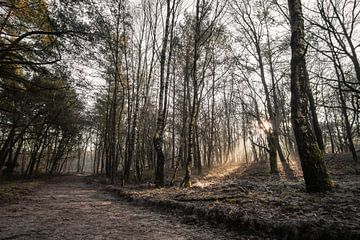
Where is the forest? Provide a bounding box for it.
[0,0,359,239]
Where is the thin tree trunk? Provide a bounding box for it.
[308,86,325,152]
[154,0,174,187]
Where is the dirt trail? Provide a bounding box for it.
[0,176,250,240]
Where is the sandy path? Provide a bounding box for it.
[0,176,247,240]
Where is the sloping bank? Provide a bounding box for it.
[90,180,359,240]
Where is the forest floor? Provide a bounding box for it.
[1,153,359,240]
[0,178,44,205]
[89,152,360,240]
[0,175,260,240]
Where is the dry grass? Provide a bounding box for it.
[0,179,43,205]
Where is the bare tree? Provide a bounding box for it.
[287,0,333,192]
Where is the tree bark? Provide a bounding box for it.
[308,86,325,152]
[183,0,201,188]
[154,0,174,187]
[288,0,333,192]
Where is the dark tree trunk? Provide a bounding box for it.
[337,78,358,161]
[256,42,278,174]
[308,87,325,153]
[241,103,249,163]
[288,0,333,192]
[327,34,358,161]
[0,125,16,170]
[195,125,202,175]
[154,0,174,187]
[4,137,23,178]
[183,0,201,188]
[268,133,278,174]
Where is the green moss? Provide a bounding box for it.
[311,144,324,162]
[182,180,191,188]
[325,178,335,189]
[304,144,334,192]
[225,198,236,204]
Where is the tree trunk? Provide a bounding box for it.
[268,133,278,174]
[195,124,202,175]
[4,137,23,178]
[337,78,358,161]
[308,86,325,152]
[288,0,333,192]
[256,45,278,173]
[183,0,201,188]
[240,102,249,163]
[327,32,358,161]
[154,0,173,187]
[0,125,16,170]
